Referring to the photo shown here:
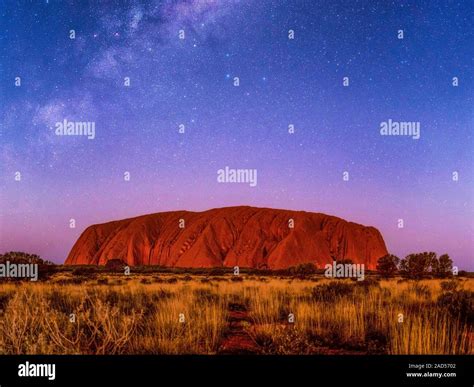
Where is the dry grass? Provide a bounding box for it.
[0,275,471,354]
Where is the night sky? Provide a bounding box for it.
[1,1,473,269]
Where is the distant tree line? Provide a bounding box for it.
[0,251,54,265]
[0,251,56,280]
[0,251,460,280]
[376,252,454,279]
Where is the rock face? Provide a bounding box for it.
[65,206,388,270]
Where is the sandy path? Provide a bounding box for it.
[217,302,259,354]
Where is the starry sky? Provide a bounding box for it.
[0,0,473,269]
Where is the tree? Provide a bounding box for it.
[0,251,55,280]
[400,252,437,279]
[376,254,400,277]
[436,254,453,278]
[430,255,440,275]
[0,251,51,265]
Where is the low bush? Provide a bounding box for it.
[311,281,354,302]
[437,290,474,323]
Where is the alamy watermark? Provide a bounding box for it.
[217,166,257,187]
[55,119,95,139]
[0,261,38,281]
[380,119,420,140]
[18,362,55,381]
[325,261,365,281]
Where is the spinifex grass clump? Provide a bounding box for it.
[311,281,354,302]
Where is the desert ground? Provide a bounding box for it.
[0,272,472,355]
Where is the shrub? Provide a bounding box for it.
[365,328,388,354]
[376,255,400,277]
[409,283,431,299]
[288,262,318,276]
[193,289,219,303]
[105,259,127,272]
[72,266,97,277]
[437,290,474,323]
[0,292,12,311]
[355,277,380,292]
[56,277,87,285]
[252,326,318,355]
[46,290,84,314]
[440,280,459,293]
[209,268,227,276]
[312,281,354,302]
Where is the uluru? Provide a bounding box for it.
[65,206,388,270]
